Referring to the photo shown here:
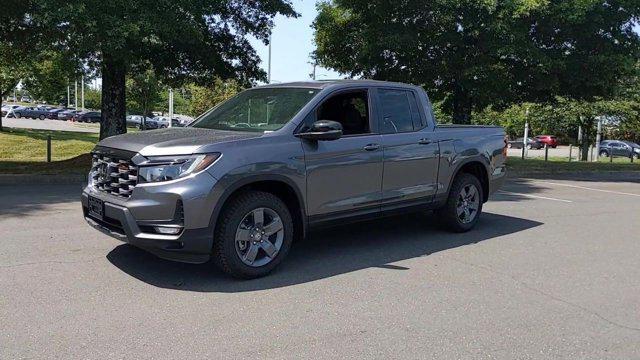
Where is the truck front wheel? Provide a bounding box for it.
[437,173,483,233]
[212,191,294,279]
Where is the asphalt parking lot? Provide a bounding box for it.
[2,116,100,133]
[1,176,639,359]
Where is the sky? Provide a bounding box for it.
[249,0,342,83]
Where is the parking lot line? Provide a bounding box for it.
[497,190,573,203]
[540,181,640,198]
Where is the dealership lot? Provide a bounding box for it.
[1,177,639,359]
[2,116,99,133]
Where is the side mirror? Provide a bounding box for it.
[296,120,343,141]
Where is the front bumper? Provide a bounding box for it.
[82,170,220,264]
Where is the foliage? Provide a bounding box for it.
[158,88,190,116]
[473,97,640,146]
[21,51,78,104]
[19,0,298,139]
[83,87,102,110]
[186,79,243,117]
[313,0,640,123]
[126,65,163,117]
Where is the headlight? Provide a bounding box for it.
[138,153,221,183]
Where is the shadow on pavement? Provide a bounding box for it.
[107,211,542,293]
[0,184,83,218]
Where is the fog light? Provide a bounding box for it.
[154,226,182,235]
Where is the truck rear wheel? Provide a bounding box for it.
[212,191,293,279]
[437,173,483,233]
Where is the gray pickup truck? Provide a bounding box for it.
[82,80,506,279]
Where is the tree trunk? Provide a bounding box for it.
[452,82,472,124]
[100,57,127,140]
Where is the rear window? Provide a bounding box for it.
[379,89,415,134]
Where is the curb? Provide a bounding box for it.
[508,170,640,181]
[0,174,86,185]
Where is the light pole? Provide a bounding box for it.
[168,88,174,128]
[74,80,78,110]
[267,32,272,84]
[595,118,602,162]
[81,75,85,111]
[523,108,530,159]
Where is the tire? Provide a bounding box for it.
[437,173,483,233]
[14,112,21,118]
[39,114,45,120]
[507,143,512,149]
[212,191,294,279]
[599,150,609,157]
[526,144,532,150]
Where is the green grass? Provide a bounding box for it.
[1,127,639,176]
[0,127,98,174]
[507,156,640,174]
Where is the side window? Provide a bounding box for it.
[315,90,370,136]
[379,89,414,134]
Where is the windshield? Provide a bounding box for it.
[191,87,319,132]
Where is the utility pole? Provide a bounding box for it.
[310,60,317,80]
[81,75,85,111]
[523,108,530,159]
[74,80,78,110]
[577,123,583,161]
[595,118,602,162]
[267,32,272,84]
[168,88,174,128]
[67,85,70,108]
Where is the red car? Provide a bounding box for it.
[535,135,558,148]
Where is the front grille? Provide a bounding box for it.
[90,152,138,198]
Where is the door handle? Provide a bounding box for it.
[363,143,380,151]
[418,138,432,145]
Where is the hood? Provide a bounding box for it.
[97,127,262,156]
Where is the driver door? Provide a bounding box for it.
[300,88,383,222]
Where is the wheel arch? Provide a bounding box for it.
[209,175,307,245]
[447,159,490,203]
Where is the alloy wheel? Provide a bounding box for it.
[456,184,480,224]
[235,207,284,267]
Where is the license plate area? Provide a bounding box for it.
[88,195,105,220]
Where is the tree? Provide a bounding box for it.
[313,0,640,123]
[24,0,297,139]
[187,78,243,117]
[21,51,78,105]
[84,88,102,110]
[126,65,163,129]
[0,0,38,131]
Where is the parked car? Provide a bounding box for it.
[126,115,154,128]
[58,109,81,120]
[11,106,49,119]
[599,140,640,159]
[82,80,507,279]
[1,104,22,116]
[47,108,68,119]
[20,96,32,103]
[77,111,101,123]
[144,116,171,129]
[534,135,558,148]
[507,137,544,149]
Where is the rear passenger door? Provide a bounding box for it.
[376,88,440,209]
